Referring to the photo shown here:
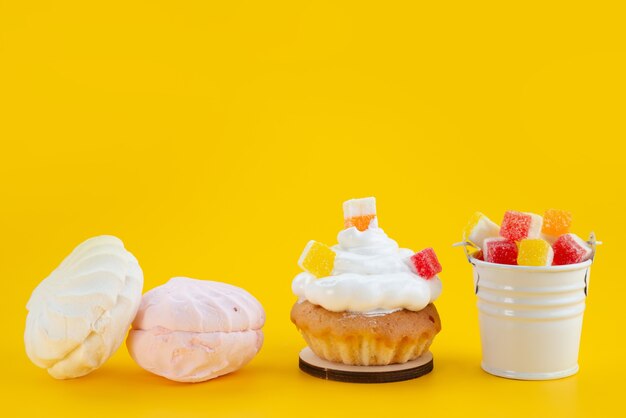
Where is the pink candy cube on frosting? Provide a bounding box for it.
[409,248,442,279]
[552,234,593,265]
[500,211,543,242]
[483,238,518,265]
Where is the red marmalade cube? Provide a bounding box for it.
[484,238,518,265]
[410,248,442,279]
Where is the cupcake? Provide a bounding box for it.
[290,197,442,366]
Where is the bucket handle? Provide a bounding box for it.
[451,240,480,293]
[585,232,602,296]
[451,240,479,264]
[588,231,601,262]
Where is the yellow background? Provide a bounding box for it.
[1,1,624,417]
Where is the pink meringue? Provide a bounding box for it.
[126,277,265,382]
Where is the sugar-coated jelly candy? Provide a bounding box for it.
[552,234,592,265]
[463,212,500,249]
[343,197,377,231]
[500,211,543,241]
[517,239,554,266]
[484,238,518,265]
[409,248,442,279]
[542,209,573,237]
[298,240,336,278]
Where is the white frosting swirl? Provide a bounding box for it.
[292,227,442,313]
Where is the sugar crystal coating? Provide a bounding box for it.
[542,209,573,237]
[500,211,543,241]
[484,238,518,265]
[552,233,592,265]
[298,240,336,278]
[409,248,442,279]
[343,197,377,231]
[463,212,500,249]
[517,239,554,266]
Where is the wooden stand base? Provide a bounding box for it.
[298,347,434,383]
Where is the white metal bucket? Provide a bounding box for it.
[470,258,592,380]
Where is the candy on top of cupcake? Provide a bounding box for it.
[299,197,381,279]
[461,209,595,266]
[343,197,377,231]
[296,197,443,281]
[409,248,442,280]
[293,197,443,314]
[298,241,336,278]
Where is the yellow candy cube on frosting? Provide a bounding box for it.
[298,240,336,278]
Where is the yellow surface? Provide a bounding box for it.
[1,1,624,417]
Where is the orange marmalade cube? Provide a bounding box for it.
[542,209,573,237]
[343,197,377,231]
[344,214,376,231]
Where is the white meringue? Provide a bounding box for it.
[24,235,144,379]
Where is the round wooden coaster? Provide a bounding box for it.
[298,348,433,383]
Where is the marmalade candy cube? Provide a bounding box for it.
[463,212,500,249]
[297,240,336,278]
[500,210,543,241]
[409,248,442,279]
[552,233,592,265]
[517,239,554,266]
[343,197,377,231]
[542,209,573,237]
[484,238,518,265]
